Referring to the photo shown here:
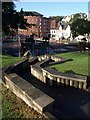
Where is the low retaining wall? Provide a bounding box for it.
[2,57,55,118]
[37,54,67,62]
[4,73,54,114]
[37,54,71,66]
[31,58,50,82]
[31,55,87,90]
[5,58,29,74]
[38,54,50,61]
[42,67,87,89]
[31,55,69,83]
[31,66,43,82]
[51,55,63,62]
[5,57,38,74]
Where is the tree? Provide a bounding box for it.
[70,13,81,24]
[70,13,87,24]
[2,2,28,35]
[71,18,89,37]
[69,13,89,37]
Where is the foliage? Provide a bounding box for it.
[71,18,89,37]
[70,13,87,24]
[69,13,89,37]
[2,2,28,35]
[70,13,81,23]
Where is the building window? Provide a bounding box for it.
[52,35,55,37]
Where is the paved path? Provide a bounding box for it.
[17,70,90,119]
[2,41,20,56]
[1,41,79,56]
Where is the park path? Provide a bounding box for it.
[17,69,90,119]
[1,41,78,56]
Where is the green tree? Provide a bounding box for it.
[71,18,89,37]
[70,13,81,24]
[2,2,28,35]
[70,13,87,24]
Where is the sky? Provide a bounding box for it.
[15,2,88,17]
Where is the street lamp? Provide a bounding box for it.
[18,24,21,57]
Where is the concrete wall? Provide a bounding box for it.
[38,54,50,61]
[30,56,87,90]
[2,55,88,119]
[31,66,43,82]
[5,58,29,74]
[2,57,56,118]
[4,73,54,114]
[42,68,87,90]
[31,58,50,82]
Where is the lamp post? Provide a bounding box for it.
[18,24,21,57]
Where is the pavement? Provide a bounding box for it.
[1,41,79,56]
[1,41,90,119]
[18,70,90,119]
[2,41,20,56]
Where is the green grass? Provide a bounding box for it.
[1,53,23,118]
[2,96,21,118]
[51,52,89,76]
[2,88,23,119]
[0,52,22,68]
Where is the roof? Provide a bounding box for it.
[23,11,43,16]
[58,21,69,30]
[61,22,68,30]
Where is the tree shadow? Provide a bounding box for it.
[65,70,76,74]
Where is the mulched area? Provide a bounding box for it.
[1,84,45,119]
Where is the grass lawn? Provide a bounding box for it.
[2,93,22,118]
[1,85,44,119]
[0,53,23,118]
[1,53,44,119]
[51,51,89,76]
[0,52,22,68]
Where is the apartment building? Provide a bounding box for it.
[18,11,56,38]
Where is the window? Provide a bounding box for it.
[52,35,55,37]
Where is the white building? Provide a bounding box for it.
[50,29,56,39]
[50,21,71,41]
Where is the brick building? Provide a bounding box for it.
[18,11,56,38]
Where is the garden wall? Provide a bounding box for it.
[4,73,54,114]
[2,58,55,119]
[42,67,87,89]
[31,55,87,90]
